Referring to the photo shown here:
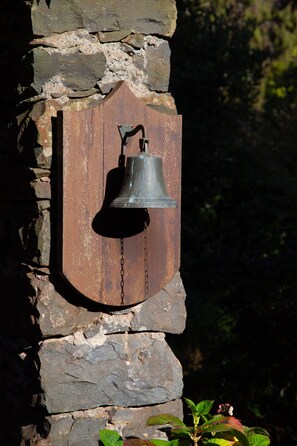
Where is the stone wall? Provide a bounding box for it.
[0,1,186,445]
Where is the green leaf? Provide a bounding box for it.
[99,430,123,446]
[184,398,197,413]
[211,415,226,422]
[206,438,235,446]
[146,415,186,428]
[202,424,233,434]
[229,429,250,446]
[248,434,270,446]
[170,428,192,438]
[195,400,214,416]
[201,426,249,446]
[124,440,155,446]
[201,415,225,430]
[150,440,180,446]
[245,428,270,437]
[203,417,245,436]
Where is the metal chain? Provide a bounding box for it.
[120,211,149,304]
[120,238,125,305]
[144,210,149,296]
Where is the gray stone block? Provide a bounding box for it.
[16,101,52,169]
[32,48,106,92]
[31,0,177,38]
[122,33,145,49]
[147,42,171,92]
[68,417,104,446]
[39,332,183,413]
[21,400,183,445]
[0,267,186,340]
[8,207,51,266]
[0,164,51,201]
[131,274,186,334]
[31,272,186,337]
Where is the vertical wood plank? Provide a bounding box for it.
[62,107,104,301]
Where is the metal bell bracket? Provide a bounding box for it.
[118,124,149,153]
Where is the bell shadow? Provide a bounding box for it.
[92,166,150,238]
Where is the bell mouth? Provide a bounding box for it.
[110,196,177,208]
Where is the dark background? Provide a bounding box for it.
[169,1,297,445]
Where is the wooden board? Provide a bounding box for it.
[58,81,182,306]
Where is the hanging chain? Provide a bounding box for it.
[120,237,125,305]
[144,209,149,296]
[120,211,149,304]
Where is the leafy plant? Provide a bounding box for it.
[99,429,177,446]
[99,430,124,446]
[146,399,270,446]
[99,399,270,446]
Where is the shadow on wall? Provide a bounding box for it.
[0,1,51,443]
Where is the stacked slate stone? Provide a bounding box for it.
[0,1,186,445]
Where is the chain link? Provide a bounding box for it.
[120,238,125,305]
[120,210,149,304]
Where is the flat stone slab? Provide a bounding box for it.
[0,267,186,340]
[21,400,183,445]
[34,271,186,338]
[32,47,106,92]
[39,332,183,413]
[31,0,177,37]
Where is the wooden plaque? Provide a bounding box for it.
[58,81,182,306]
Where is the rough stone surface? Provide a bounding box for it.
[32,47,106,93]
[98,30,131,43]
[97,36,171,97]
[0,336,42,444]
[31,0,177,38]
[21,400,183,445]
[147,41,171,92]
[31,29,97,50]
[131,274,186,333]
[0,265,42,340]
[0,268,186,340]
[118,400,183,439]
[30,272,186,338]
[39,331,183,413]
[97,41,148,97]
[122,33,145,49]
[31,31,174,98]
[29,175,51,199]
[16,101,53,169]
[8,206,51,266]
[16,97,104,169]
[51,417,102,446]
[0,165,51,200]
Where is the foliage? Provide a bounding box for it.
[147,399,270,446]
[99,399,270,446]
[98,429,177,446]
[170,1,297,445]
[100,430,123,446]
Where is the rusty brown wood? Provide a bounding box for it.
[59,81,182,306]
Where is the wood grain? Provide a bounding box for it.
[59,81,182,306]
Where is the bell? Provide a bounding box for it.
[110,139,177,208]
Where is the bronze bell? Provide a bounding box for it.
[110,139,177,208]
